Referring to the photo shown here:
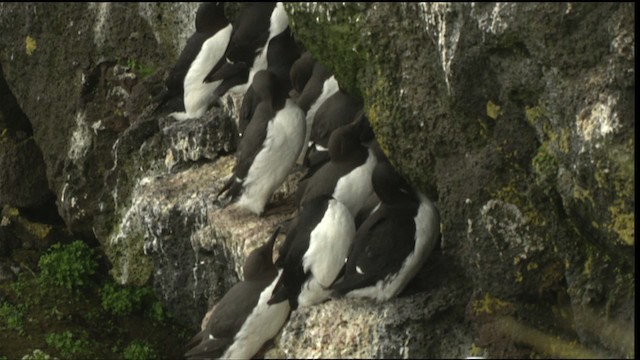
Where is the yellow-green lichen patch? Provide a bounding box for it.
[492,180,547,228]
[17,219,52,241]
[472,293,512,317]
[582,252,593,276]
[2,206,20,218]
[486,100,502,120]
[364,65,396,158]
[602,140,635,246]
[515,271,524,283]
[468,343,487,358]
[525,104,570,155]
[607,206,634,246]
[524,105,546,127]
[571,185,595,209]
[2,207,53,241]
[25,36,37,56]
[531,142,559,194]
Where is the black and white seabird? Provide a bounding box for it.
[154,2,229,114]
[294,61,339,164]
[168,2,232,121]
[238,27,301,136]
[217,69,305,216]
[301,86,363,168]
[204,2,289,97]
[310,89,363,149]
[330,157,441,302]
[288,51,315,100]
[184,227,289,359]
[299,111,377,218]
[269,195,355,309]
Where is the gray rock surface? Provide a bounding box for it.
[0,2,633,358]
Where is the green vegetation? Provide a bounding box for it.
[38,240,97,292]
[100,282,152,316]
[123,340,160,360]
[44,330,91,358]
[0,240,192,359]
[17,349,56,360]
[0,301,25,335]
[126,58,156,79]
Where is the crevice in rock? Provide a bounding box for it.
[0,62,33,137]
[0,62,59,217]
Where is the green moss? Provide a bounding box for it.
[103,227,153,286]
[364,65,396,157]
[286,3,369,99]
[126,58,156,79]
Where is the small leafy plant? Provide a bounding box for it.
[147,301,167,322]
[45,330,91,358]
[0,301,25,335]
[123,340,159,360]
[17,349,55,360]
[38,240,98,292]
[100,282,153,316]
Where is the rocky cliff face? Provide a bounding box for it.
[0,2,634,358]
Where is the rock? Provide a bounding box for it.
[0,2,634,358]
[160,104,238,172]
[0,63,51,210]
[0,2,200,235]
[274,249,473,359]
[0,136,50,209]
[105,152,303,329]
[287,2,634,358]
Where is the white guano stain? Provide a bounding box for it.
[576,94,619,143]
[88,2,110,46]
[67,111,92,162]
[419,2,463,95]
[470,2,511,36]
